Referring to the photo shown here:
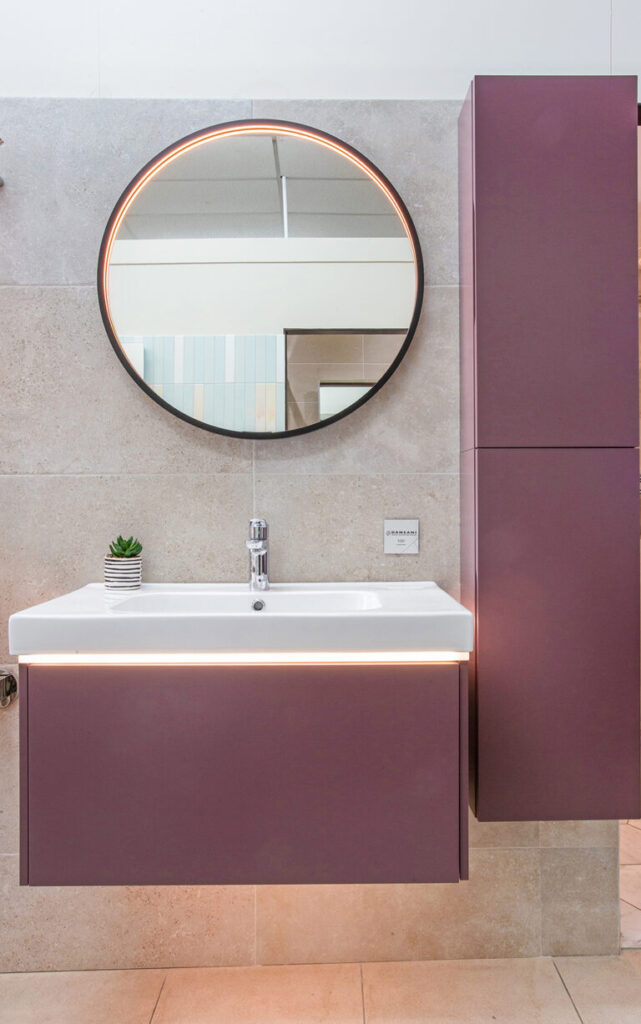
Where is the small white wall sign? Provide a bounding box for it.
[384,519,419,555]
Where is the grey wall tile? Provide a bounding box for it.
[363,334,404,362]
[256,849,541,963]
[252,101,461,286]
[255,287,459,476]
[541,847,620,956]
[287,334,364,364]
[540,821,619,848]
[0,99,251,285]
[468,812,539,849]
[1,286,253,475]
[254,472,459,594]
[1,473,252,663]
[0,856,254,972]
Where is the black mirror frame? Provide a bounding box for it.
[97,119,424,440]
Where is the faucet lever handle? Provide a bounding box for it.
[248,518,268,541]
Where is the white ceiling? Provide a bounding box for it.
[119,133,404,240]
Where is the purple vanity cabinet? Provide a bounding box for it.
[20,661,469,885]
[459,76,640,822]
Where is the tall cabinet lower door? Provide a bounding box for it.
[474,447,640,822]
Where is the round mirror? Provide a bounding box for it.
[98,120,423,438]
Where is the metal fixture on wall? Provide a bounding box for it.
[0,671,17,708]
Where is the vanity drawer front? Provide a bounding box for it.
[22,662,465,885]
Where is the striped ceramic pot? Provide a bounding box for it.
[104,555,142,590]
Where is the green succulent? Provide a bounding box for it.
[108,535,143,558]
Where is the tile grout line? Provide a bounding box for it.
[252,441,256,513]
[536,841,544,957]
[620,893,641,913]
[552,960,585,1023]
[359,963,367,1024]
[621,897,641,910]
[0,471,461,480]
[253,885,258,965]
[148,972,167,1024]
[0,282,459,291]
[0,472,255,479]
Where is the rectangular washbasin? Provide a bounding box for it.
[9,581,473,656]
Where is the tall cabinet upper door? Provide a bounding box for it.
[472,76,638,448]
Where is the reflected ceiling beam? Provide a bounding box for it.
[272,136,288,238]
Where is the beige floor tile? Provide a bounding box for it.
[628,820,641,831]
[362,958,578,1024]
[0,968,164,1024]
[256,849,541,963]
[620,865,641,911]
[152,964,363,1024]
[621,823,641,864]
[555,951,641,1024]
[541,847,619,955]
[621,901,641,949]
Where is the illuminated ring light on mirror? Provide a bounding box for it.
[97,119,424,440]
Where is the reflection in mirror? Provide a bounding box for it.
[100,122,421,437]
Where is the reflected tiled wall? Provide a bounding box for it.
[123,333,286,432]
[286,332,404,428]
[0,98,620,970]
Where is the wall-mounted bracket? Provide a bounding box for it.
[0,671,17,708]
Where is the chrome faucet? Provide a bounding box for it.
[246,518,269,591]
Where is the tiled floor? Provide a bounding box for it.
[1,953,641,1023]
[620,819,641,949]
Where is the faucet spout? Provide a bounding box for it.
[246,518,269,591]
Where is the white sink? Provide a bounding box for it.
[9,581,473,657]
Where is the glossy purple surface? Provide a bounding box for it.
[23,662,467,885]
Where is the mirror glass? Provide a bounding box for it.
[99,121,422,437]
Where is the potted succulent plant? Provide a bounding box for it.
[104,535,143,589]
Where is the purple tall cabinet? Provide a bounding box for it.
[459,76,640,821]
